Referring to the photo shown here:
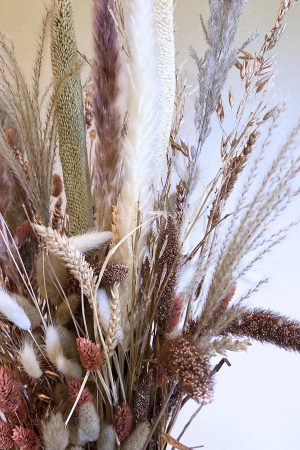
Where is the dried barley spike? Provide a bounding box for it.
[106,283,122,352]
[159,336,213,403]
[51,0,93,234]
[226,308,300,352]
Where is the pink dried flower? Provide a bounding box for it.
[166,294,183,333]
[0,421,13,449]
[0,367,23,414]
[76,337,101,371]
[12,427,40,450]
[67,379,93,407]
[114,403,133,443]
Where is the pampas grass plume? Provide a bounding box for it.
[45,325,63,364]
[56,354,82,379]
[97,288,111,331]
[14,294,42,329]
[19,341,42,379]
[0,288,31,330]
[69,231,112,253]
[43,412,69,450]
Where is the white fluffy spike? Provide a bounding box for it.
[69,231,112,253]
[0,287,31,330]
[153,0,176,172]
[19,340,42,379]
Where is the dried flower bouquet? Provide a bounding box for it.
[0,0,299,449]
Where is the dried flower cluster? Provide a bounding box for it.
[0,0,298,448]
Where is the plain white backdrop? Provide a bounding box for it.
[0,1,299,449]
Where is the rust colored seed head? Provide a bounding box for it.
[67,378,93,407]
[12,427,40,450]
[159,336,213,404]
[0,422,13,450]
[114,403,133,443]
[76,337,102,371]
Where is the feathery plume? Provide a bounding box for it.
[114,403,133,443]
[67,379,93,407]
[12,427,40,450]
[97,423,116,450]
[117,0,160,260]
[159,336,213,403]
[56,354,82,379]
[14,294,42,330]
[226,308,300,352]
[76,337,102,372]
[0,421,13,450]
[69,231,112,253]
[97,288,111,332]
[93,0,123,229]
[19,340,42,379]
[43,412,69,450]
[153,0,175,166]
[0,288,31,330]
[120,422,151,450]
[51,0,93,234]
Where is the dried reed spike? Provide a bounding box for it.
[12,427,40,450]
[76,337,102,371]
[51,0,93,234]
[106,283,122,353]
[114,403,133,443]
[0,421,13,450]
[159,336,213,403]
[93,0,123,229]
[226,308,300,352]
[155,217,179,335]
[133,367,155,425]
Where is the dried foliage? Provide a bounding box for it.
[0,1,298,449]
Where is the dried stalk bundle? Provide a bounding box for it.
[0,1,298,449]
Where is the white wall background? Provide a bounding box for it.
[0,1,299,449]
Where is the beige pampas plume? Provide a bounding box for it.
[19,340,42,379]
[56,354,82,379]
[153,0,175,169]
[121,421,151,450]
[51,0,93,234]
[0,287,31,330]
[97,423,116,450]
[69,231,112,253]
[43,412,69,450]
[117,0,161,261]
[97,288,111,332]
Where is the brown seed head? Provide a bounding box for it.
[12,427,40,450]
[76,337,102,371]
[67,378,93,407]
[114,403,133,443]
[0,421,13,449]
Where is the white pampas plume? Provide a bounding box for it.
[14,294,42,329]
[97,423,116,450]
[19,340,42,379]
[56,354,82,379]
[69,231,112,253]
[0,287,31,330]
[43,412,69,450]
[153,0,175,168]
[74,402,101,446]
[45,325,82,379]
[97,288,111,332]
[121,422,151,450]
[117,0,161,260]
